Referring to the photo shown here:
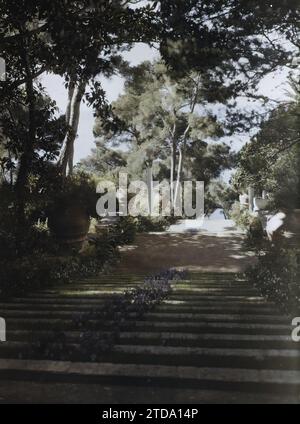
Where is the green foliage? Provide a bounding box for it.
[90,60,231,188]
[0,254,91,299]
[95,217,137,252]
[0,171,98,259]
[77,142,127,178]
[233,82,300,210]
[135,216,175,233]
[229,201,265,248]
[246,217,265,250]
[46,171,98,218]
[161,1,296,93]
[0,207,149,299]
[0,220,136,298]
[0,92,65,177]
[229,202,252,230]
[188,142,234,186]
[245,245,300,314]
[114,217,137,245]
[0,182,56,258]
[206,181,238,216]
[0,0,160,227]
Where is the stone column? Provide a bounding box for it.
[248,186,255,212]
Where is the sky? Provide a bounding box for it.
[41,43,291,165]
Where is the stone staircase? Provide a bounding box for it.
[0,273,299,404]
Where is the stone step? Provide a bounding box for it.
[93,274,144,278]
[3,318,88,331]
[169,295,264,301]
[32,287,134,294]
[69,277,143,283]
[164,299,272,307]
[157,305,278,315]
[5,323,293,340]
[1,337,275,356]
[3,311,288,325]
[142,312,289,324]
[0,304,277,318]
[187,282,248,286]
[174,281,249,286]
[0,310,105,318]
[0,346,299,374]
[4,320,292,339]
[42,282,143,293]
[173,287,257,293]
[0,299,271,311]
[52,276,244,287]
[3,295,268,307]
[109,345,300,369]
[5,319,292,337]
[0,342,77,359]
[117,332,295,349]
[129,321,291,335]
[173,278,245,282]
[78,276,145,282]
[0,380,299,403]
[0,302,109,312]
[0,359,299,394]
[9,292,265,302]
[0,304,279,318]
[25,290,129,298]
[2,341,299,370]
[5,296,116,305]
[5,330,294,347]
[189,273,241,279]
[171,284,252,290]
[171,291,260,297]
[27,287,257,297]
[113,344,300,360]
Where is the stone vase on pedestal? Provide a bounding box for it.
[254,198,269,212]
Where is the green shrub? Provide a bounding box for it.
[246,217,265,249]
[0,231,121,299]
[230,202,265,248]
[230,201,252,229]
[245,244,300,314]
[114,217,137,244]
[46,171,98,218]
[135,216,174,233]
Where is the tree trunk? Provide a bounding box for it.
[174,146,182,208]
[173,123,189,209]
[170,141,176,207]
[58,80,86,176]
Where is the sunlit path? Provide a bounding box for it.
[117,214,256,275]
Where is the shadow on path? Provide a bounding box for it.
[117,219,256,274]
